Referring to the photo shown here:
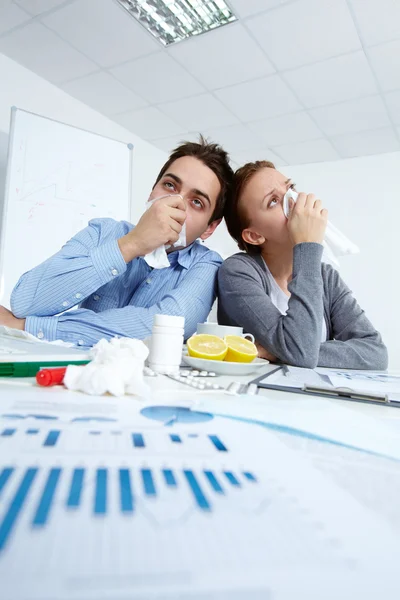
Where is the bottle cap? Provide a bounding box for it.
[36,367,67,387]
[153,314,184,328]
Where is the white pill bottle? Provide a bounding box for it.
[147,314,185,374]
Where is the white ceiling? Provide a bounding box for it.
[1,0,400,166]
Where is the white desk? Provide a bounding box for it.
[1,367,400,600]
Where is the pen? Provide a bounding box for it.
[303,384,389,403]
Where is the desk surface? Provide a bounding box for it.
[2,365,400,598]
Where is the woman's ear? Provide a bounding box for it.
[242,228,265,247]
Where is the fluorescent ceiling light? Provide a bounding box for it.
[115,0,237,46]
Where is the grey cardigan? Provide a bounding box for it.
[217,243,388,370]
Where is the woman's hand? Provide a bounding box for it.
[255,341,277,362]
[288,193,328,246]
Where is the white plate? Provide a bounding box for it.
[182,354,269,376]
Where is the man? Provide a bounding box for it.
[0,137,233,348]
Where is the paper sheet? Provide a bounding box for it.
[1,385,400,598]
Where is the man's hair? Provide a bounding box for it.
[224,160,276,253]
[154,135,234,223]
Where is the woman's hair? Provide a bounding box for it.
[224,160,276,253]
[154,135,234,223]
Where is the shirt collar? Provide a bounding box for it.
[168,240,199,269]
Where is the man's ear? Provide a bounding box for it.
[242,228,265,247]
[200,219,222,241]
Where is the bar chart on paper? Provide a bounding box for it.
[0,463,259,554]
[0,426,231,457]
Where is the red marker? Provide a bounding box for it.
[36,367,67,387]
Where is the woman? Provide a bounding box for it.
[218,160,387,370]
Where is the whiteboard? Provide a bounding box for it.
[0,108,132,306]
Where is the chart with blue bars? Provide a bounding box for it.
[0,464,258,553]
[0,426,230,454]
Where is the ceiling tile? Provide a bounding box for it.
[333,127,400,158]
[248,111,322,146]
[310,95,391,136]
[41,0,159,68]
[368,40,400,92]
[283,52,378,108]
[113,107,186,141]
[271,139,339,164]
[110,53,205,104]
[168,22,274,90]
[228,0,284,19]
[151,133,199,154]
[200,124,265,154]
[158,94,239,131]
[13,0,68,15]
[385,90,400,124]
[215,75,302,122]
[246,0,361,70]
[0,1,30,35]
[0,21,97,83]
[349,0,400,46]
[230,148,288,167]
[61,71,147,116]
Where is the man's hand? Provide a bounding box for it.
[0,306,25,330]
[255,341,277,362]
[288,193,328,246]
[118,195,187,263]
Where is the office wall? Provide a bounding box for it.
[0,52,167,222]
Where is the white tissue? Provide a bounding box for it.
[144,194,186,269]
[63,337,150,397]
[283,189,359,266]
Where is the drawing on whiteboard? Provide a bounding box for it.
[14,140,112,207]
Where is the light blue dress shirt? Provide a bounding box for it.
[11,218,222,348]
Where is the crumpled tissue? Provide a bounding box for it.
[144,194,186,269]
[63,337,150,397]
[283,189,359,266]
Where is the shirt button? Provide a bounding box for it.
[93,294,100,301]
[75,293,82,299]
[37,331,44,339]
[111,268,118,276]
[77,339,85,346]
[62,301,69,307]
[146,278,152,284]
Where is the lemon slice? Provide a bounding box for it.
[224,335,258,363]
[187,334,228,361]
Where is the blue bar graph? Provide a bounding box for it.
[0,468,38,552]
[141,469,156,496]
[204,470,224,494]
[224,471,241,487]
[132,433,145,448]
[184,470,211,511]
[0,465,258,552]
[119,469,134,513]
[26,429,39,435]
[43,430,60,447]
[0,467,14,498]
[1,429,16,437]
[162,469,177,487]
[94,469,107,515]
[67,468,85,508]
[208,435,228,452]
[32,468,61,527]
[170,434,181,443]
